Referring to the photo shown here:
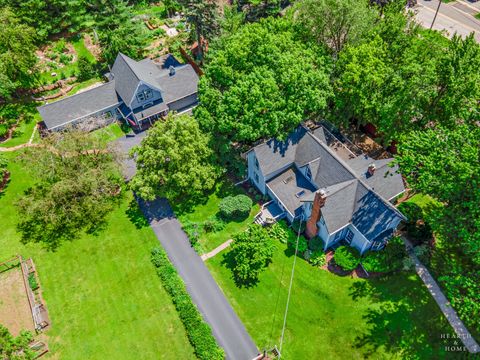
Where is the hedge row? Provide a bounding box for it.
[151,248,225,360]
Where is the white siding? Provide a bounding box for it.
[348,224,371,254]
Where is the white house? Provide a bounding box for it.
[247,125,406,254]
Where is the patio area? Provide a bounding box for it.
[254,200,285,226]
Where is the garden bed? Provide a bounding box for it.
[175,180,260,254]
[0,258,34,335]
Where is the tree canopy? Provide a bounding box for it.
[130,114,221,202]
[0,8,37,98]
[16,126,122,249]
[227,224,275,287]
[89,0,147,64]
[195,17,332,147]
[294,0,377,55]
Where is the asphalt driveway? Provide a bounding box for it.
[116,132,259,360]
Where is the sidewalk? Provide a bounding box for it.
[201,239,233,262]
[404,237,480,354]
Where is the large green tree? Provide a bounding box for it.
[395,124,480,332]
[16,126,122,249]
[294,0,377,55]
[88,0,147,64]
[0,9,37,98]
[396,125,480,265]
[227,224,275,287]
[0,325,35,360]
[195,17,332,148]
[129,114,220,202]
[179,0,219,61]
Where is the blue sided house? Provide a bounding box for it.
[37,53,199,131]
[247,124,406,254]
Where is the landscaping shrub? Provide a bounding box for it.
[308,236,324,251]
[361,236,407,273]
[151,247,224,360]
[287,232,308,254]
[202,215,225,233]
[218,194,252,220]
[267,222,289,244]
[334,246,360,271]
[77,56,96,81]
[182,221,202,247]
[28,273,38,290]
[291,219,306,234]
[308,250,327,267]
[397,202,433,245]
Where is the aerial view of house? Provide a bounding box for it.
[248,125,406,254]
[37,53,199,131]
[1,0,479,359]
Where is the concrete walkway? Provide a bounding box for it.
[404,237,480,353]
[201,239,233,262]
[117,133,259,360]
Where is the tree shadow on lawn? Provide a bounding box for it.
[173,179,245,217]
[126,198,149,229]
[349,274,452,359]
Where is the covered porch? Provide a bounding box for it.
[117,101,169,131]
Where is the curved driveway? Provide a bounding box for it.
[117,133,259,360]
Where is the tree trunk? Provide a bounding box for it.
[196,25,203,62]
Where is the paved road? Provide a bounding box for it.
[116,132,259,360]
[415,0,480,42]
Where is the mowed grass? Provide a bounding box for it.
[0,151,195,359]
[207,239,454,359]
[175,181,260,254]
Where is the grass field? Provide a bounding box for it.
[207,236,455,359]
[0,151,195,359]
[175,181,260,254]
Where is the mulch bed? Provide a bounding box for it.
[320,250,386,279]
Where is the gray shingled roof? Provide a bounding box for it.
[251,125,406,237]
[37,81,120,130]
[155,65,199,104]
[111,53,163,105]
[266,167,316,217]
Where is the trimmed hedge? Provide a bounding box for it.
[151,248,224,360]
[218,194,252,219]
[334,246,361,271]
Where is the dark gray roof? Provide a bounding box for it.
[352,187,402,241]
[266,167,316,217]
[155,65,199,104]
[37,81,120,130]
[111,53,163,105]
[347,156,404,201]
[132,100,168,121]
[251,125,406,237]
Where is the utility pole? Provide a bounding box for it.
[430,0,442,30]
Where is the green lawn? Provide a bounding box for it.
[207,237,455,359]
[0,103,41,148]
[175,181,261,254]
[0,151,195,359]
[38,35,97,85]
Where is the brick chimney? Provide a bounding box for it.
[367,163,376,176]
[305,189,326,239]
